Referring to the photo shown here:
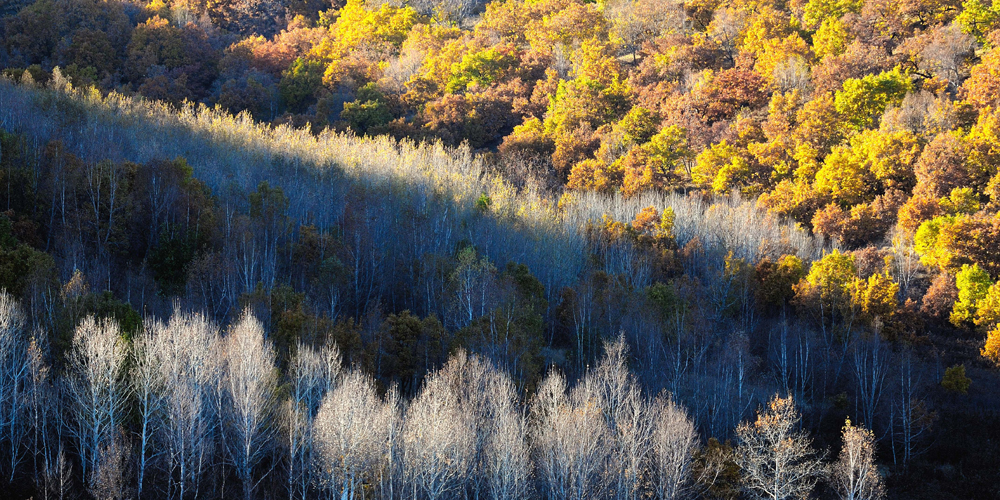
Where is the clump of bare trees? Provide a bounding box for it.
[0,293,909,499]
[531,337,702,500]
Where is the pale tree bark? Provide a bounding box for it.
[64,316,128,489]
[852,335,888,431]
[0,292,30,482]
[287,343,340,500]
[402,363,475,500]
[531,370,611,500]
[222,311,278,500]
[831,419,885,500]
[588,337,651,500]
[651,394,698,500]
[735,395,824,500]
[312,369,397,500]
[152,310,220,500]
[131,326,162,499]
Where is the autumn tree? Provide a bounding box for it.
[835,68,912,131]
[831,419,885,500]
[735,395,824,500]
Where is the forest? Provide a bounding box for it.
[1,0,1000,497]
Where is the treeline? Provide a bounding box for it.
[0,295,887,500]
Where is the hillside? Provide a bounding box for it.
[1,0,1000,498]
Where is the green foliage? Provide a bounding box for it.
[0,214,55,298]
[250,181,289,223]
[341,83,392,134]
[645,125,692,176]
[446,46,519,93]
[941,364,972,394]
[813,18,850,59]
[756,254,806,308]
[952,263,993,326]
[375,311,448,394]
[803,0,864,29]
[974,281,1000,328]
[475,193,492,212]
[545,76,632,136]
[59,290,143,352]
[617,107,661,146]
[648,280,683,322]
[835,68,912,131]
[940,187,981,215]
[794,249,858,331]
[957,0,1000,45]
[852,272,900,328]
[915,215,956,271]
[279,57,325,113]
[147,229,198,296]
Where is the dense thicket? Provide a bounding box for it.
[2,0,1000,497]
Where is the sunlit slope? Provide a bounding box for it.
[0,78,826,297]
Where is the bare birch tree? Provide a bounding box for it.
[64,316,128,489]
[287,342,340,500]
[831,419,885,500]
[90,427,132,500]
[26,330,53,496]
[486,400,532,500]
[588,337,650,500]
[402,364,475,500]
[650,394,699,500]
[312,369,397,499]
[735,395,824,500]
[153,310,220,499]
[222,311,278,500]
[0,292,29,482]
[531,370,611,500]
[131,324,163,499]
[852,335,888,431]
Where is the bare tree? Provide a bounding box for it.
[26,330,53,496]
[0,292,29,482]
[831,419,885,500]
[531,370,611,500]
[852,335,888,431]
[313,369,397,499]
[131,324,163,499]
[222,311,278,500]
[64,316,128,489]
[650,394,699,500]
[735,395,824,500]
[287,343,340,500]
[891,351,934,467]
[402,362,476,500]
[89,427,132,500]
[486,401,532,500]
[150,311,221,499]
[588,337,651,500]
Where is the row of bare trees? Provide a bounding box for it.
[0,290,888,499]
